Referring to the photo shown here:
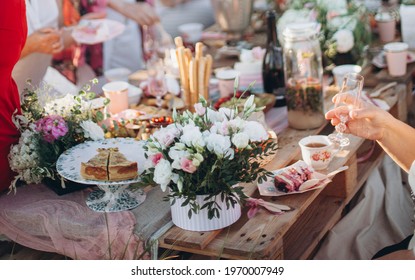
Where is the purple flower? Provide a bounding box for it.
[36,115,68,143]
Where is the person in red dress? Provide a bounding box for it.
[0,1,27,193]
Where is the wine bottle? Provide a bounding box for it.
[262,10,286,107]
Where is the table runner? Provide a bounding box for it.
[0,184,152,259]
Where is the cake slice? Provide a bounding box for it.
[81,148,110,180]
[108,148,138,181]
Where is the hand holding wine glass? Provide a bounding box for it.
[328,72,364,147]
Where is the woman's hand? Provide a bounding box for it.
[108,1,159,26]
[325,92,394,141]
[21,27,63,58]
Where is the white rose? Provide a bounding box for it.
[206,133,232,158]
[180,124,205,148]
[243,121,269,142]
[80,120,105,141]
[218,107,235,120]
[153,159,172,192]
[206,108,223,123]
[153,127,178,148]
[232,132,250,149]
[333,29,354,53]
[211,121,230,136]
[168,146,190,170]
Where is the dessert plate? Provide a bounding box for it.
[72,19,125,45]
[257,160,348,197]
[57,138,146,212]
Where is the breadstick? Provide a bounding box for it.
[174,36,183,48]
[189,58,197,107]
[184,48,192,62]
[195,42,203,60]
[184,48,192,79]
[198,57,206,101]
[177,46,190,107]
[204,54,213,100]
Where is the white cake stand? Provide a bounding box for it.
[56,138,147,212]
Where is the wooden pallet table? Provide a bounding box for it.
[158,79,411,260]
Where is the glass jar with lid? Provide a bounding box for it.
[282,22,325,130]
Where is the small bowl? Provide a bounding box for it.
[104,67,132,82]
[178,23,204,43]
[128,84,143,106]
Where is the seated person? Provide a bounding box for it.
[12,0,71,96]
[325,92,415,260]
[104,0,160,72]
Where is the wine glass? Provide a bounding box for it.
[148,64,167,109]
[328,72,364,147]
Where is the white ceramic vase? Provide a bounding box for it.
[170,194,241,231]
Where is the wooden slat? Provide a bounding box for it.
[283,195,343,260]
[163,228,221,250]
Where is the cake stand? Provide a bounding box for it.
[56,138,147,212]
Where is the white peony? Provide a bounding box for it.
[243,121,269,142]
[80,120,105,141]
[333,29,354,53]
[153,159,173,192]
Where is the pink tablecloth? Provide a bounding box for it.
[0,184,149,260]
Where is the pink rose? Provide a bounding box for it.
[180,158,197,173]
[149,153,164,166]
[311,153,320,161]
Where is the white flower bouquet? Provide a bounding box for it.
[277,0,372,66]
[139,85,278,219]
[8,80,105,192]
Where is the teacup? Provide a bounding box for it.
[215,69,239,98]
[102,81,129,115]
[299,135,338,170]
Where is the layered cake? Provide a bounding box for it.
[81,148,138,181]
[274,164,313,193]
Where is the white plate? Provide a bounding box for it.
[56,138,146,186]
[72,19,125,45]
[257,160,331,197]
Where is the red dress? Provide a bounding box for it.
[0,1,27,192]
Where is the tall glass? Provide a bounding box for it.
[148,61,167,109]
[328,73,364,147]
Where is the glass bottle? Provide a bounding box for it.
[262,10,286,107]
[282,22,325,130]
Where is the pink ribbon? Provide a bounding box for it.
[245,197,292,219]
